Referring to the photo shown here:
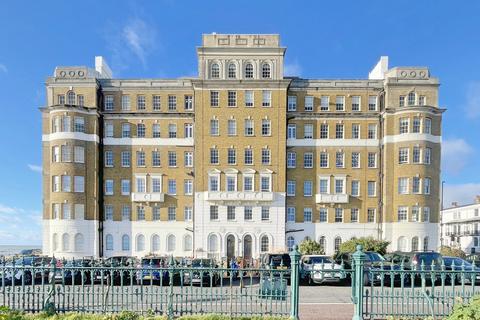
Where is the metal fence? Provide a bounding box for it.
[0,249,301,319]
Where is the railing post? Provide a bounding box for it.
[289,245,301,320]
[352,245,366,320]
[167,256,175,320]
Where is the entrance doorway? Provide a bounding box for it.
[226,235,235,260]
[243,235,252,265]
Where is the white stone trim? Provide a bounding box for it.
[382,134,441,144]
[42,132,99,143]
[287,138,379,147]
[103,137,194,146]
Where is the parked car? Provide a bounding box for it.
[49,259,93,284]
[94,256,137,285]
[261,253,291,282]
[183,258,220,286]
[301,255,343,285]
[385,251,443,284]
[443,256,480,284]
[0,256,50,285]
[136,256,168,285]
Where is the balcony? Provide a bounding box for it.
[206,191,274,202]
[131,193,165,203]
[315,193,349,204]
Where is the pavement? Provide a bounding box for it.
[298,285,353,320]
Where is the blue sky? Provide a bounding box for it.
[0,0,479,245]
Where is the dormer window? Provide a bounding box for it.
[228,63,236,79]
[211,63,220,79]
[407,92,416,106]
[262,63,271,79]
[245,63,254,78]
[67,91,76,105]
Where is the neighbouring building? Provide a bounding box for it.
[41,34,444,259]
[441,197,480,254]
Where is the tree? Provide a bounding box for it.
[338,237,390,256]
[298,239,324,255]
[440,246,467,259]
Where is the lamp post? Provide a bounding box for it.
[440,180,445,246]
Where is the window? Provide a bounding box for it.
[304,124,313,139]
[52,116,61,132]
[336,152,344,168]
[304,181,313,197]
[412,177,421,194]
[62,116,71,132]
[52,146,60,162]
[227,119,236,136]
[152,151,161,167]
[136,123,145,138]
[136,151,145,167]
[287,236,295,251]
[261,63,271,78]
[137,95,146,110]
[122,206,131,221]
[368,181,376,197]
[408,92,416,105]
[352,124,360,139]
[58,94,65,105]
[319,152,328,168]
[320,96,329,111]
[228,63,236,78]
[399,148,409,164]
[184,207,193,221]
[63,203,71,220]
[334,178,344,194]
[227,206,236,220]
[424,178,431,194]
[136,234,145,251]
[168,179,177,195]
[122,123,131,138]
[262,90,271,107]
[423,207,430,222]
[52,176,60,192]
[424,148,432,164]
[74,117,85,133]
[74,176,84,193]
[122,235,130,251]
[62,175,71,192]
[411,206,420,222]
[168,95,177,111]
[261,207,270,221]
[121,151,131,167]
[351,96,361,111]
[104,95,114,110]
[227,91,237,107]
[227,148,236,165]
[105,235,113,251]
[335,124,344,139]
[168,124,177,138]
[262,119,271,136]
[226,176,236,191]
[210,119,219,136]
[184,151,193,167]
[351,180,360,197]
[67,91,76,105]
[367,124,377,139]
[412,147,421,164]
[245,63,254,78]
[351,208,359,223]
[210,206,218,220]
[184,180,193,195]
[259,235,269,253]
[244,119,254,136]
[335,208,343,223]
[244,90,254,107]
[105,205,113,220]
[211,63,220,78]
[105,122,114,137]
[411,237,419,251]
[209,176,219,191]
[287,124,297,139]
[304,208,312,222]
[287,207,296,222]
[399,118,409,134]
[261,176,271,192]
[244,176,253,191]
[153,95,161,110]
[368,96,377,111]
[184,123,193,138]
[367,152,377,168]
[398,207,408,222]
[288,96,297,111]
[261,148,270,165]
[210,148,219,164]
[305,96,314,111]
[168,207,176,221]
[244,148,253,165]
[367,208,375,223]
[351,152,360,168]
[61,145,72,162]
[168,151,177,167]
[303,152,313,168]
[167,235,176,252]
[136,177,146,193]
[424,118,432,134]
[413,117,421,133]
[319,178,329,194]
[210,91,219,107]
[287,152,296,168]
[121,95,130,111]
[74,146,84,163]
[335,96,345,111]
[287,181,296,196]
[77,96,86,107]
[399,96,405,107]
[244,206,253,220]
[151,234,160,251]
[152,177,161,193]
[320,123,328,139]
[398,177,409,194]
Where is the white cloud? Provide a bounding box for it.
[284,60,302,77]
[444,183,480,208]
[0,64,7,74]
[442,138,474,175]
[466,82,480,118]
[0,204,41,245]
[28,164,42,173]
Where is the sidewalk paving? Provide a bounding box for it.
[299,303,353,320]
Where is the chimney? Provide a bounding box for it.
[475,195,480,204]
[451,202,458,207]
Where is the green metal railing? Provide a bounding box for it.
[0,248,302,319]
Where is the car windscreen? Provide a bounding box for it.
[365,252,385,262]
[142,258,162,265]
[310,257,333,264]
[416,253,441,265]
[269,255,291,267]
[191,259,213,267]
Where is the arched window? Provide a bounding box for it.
[67,91,76,105]
[475,237,479,247]
[398,236,407,252]
[106,234,114,251]
[52,233,58,251]
[167,235,176,252]
[208,234,219,253]
[287,236,295,251]
[228,64,236,79]
[318,236,326,252]
[62,233,70,251]
[262,63,271,78]
[211,63,220,79]
[334,237,342,252]
[136,234,145,252]
[74,233,84,252]
[411,237,419,252]
[407,92,416,106]
[122,235,130,251]
[151,234,160,252]
[423,237,429,251]
[260,235,269,253]
[245,63,254,78]
[184,234,192,251]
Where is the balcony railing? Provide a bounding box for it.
[315,193,349,204]
[206,191,274,202]
[131,192,165,202]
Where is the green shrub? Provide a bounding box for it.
[440,246,467,259]
[447,296,480,320]
[338,237,390,256]
[298,239,324,255]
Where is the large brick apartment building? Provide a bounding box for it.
[41,34,443,259]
